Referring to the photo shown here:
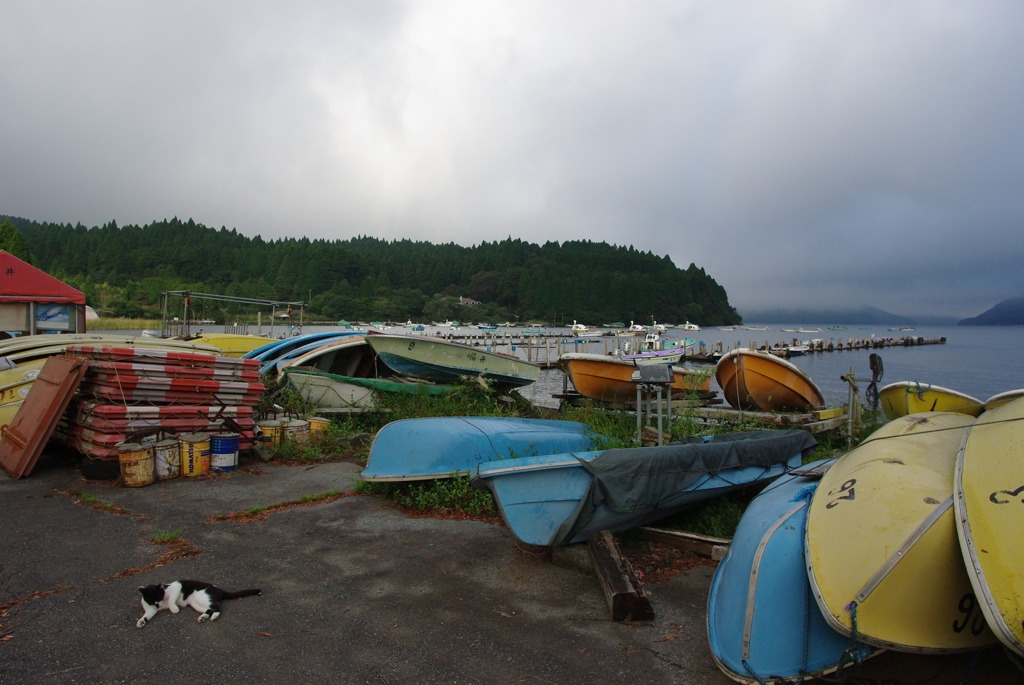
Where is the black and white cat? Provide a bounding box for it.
[136,580,261,627]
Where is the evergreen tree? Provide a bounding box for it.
[0,219,35,264]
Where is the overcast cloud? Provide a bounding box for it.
[3,1,1022,318]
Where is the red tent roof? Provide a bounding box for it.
[0,251,85,305]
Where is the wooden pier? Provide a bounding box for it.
[427,330,946,367]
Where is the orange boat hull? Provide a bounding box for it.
[558,353,710,404]
[715,349,824,412]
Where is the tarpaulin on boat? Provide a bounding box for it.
[551,429,818,545]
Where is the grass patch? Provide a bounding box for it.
[151,528,184,544]
[208,490,355,523]
[63,490,136,517]
[355,476,497,519]
[657,490,753,539]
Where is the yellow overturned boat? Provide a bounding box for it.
[877,381,983,420]
[955,395,1024,657]
[805,412,996,653]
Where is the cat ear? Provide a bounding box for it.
[138,586,145,592]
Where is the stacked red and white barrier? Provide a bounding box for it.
[55,345,264,460]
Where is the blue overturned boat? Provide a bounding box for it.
[707,459,876,684]
[361,417,602,482]
[472,429,818,547]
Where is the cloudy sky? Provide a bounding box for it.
[3,1,1022,318]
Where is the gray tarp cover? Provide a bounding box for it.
[552,429,819,545]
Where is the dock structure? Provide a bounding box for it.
[423,330,946,368]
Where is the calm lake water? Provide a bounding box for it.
[511,323,1024,409]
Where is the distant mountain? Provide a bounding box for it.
[958,297,1024,326]
[739,305,957,326]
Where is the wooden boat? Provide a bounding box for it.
[805,412,997,653]
[877,381,983,420]
[361,417,599,482]
[283,368,453,413]
[365,333,540,388]
[557,352,711,404]
[954,395,1024,657]
[473,429,818,546]
[708,459,877,683]
[715,348,824,412]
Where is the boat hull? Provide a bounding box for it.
[955,395,1024,657]
[878,381,983,420]
[557,353,711,404]
[708,459,876,683]
[715,348,824,412]
[805,412,996,653]
[361,417,598,481]
[474,430,817,546]
[185,333,279,357]
[367,334,540,387]
[283,368,453,413]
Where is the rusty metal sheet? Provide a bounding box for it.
[0,355,88,479]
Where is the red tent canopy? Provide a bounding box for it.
[0,251,84,305]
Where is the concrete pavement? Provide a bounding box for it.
[1,452,1018,684]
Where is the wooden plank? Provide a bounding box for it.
[587,530,655,622]
[638,527,730,561]
[0,355,88,479]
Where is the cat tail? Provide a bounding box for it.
[223,588,262,600]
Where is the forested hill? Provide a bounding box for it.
[6,216,739,325]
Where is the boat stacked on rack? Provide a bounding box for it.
[54,345,264,462]
[0,334,222,438]
[714,348,824,413]
[708,400,1024,682]
[558,352,711,405]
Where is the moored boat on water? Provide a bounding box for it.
[365,333,540,388]
[877,381,983,420]
[715,348,824,412]
[472,429,818,547]
[558,352,711,404]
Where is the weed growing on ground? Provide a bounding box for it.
[297,490,341,503]
[151,528,184,544]
[356,476,496,517]
[660,492,750,539]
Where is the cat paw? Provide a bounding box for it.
[136,618,147,628]
[197,614,207,623]
[210,612,220,622]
